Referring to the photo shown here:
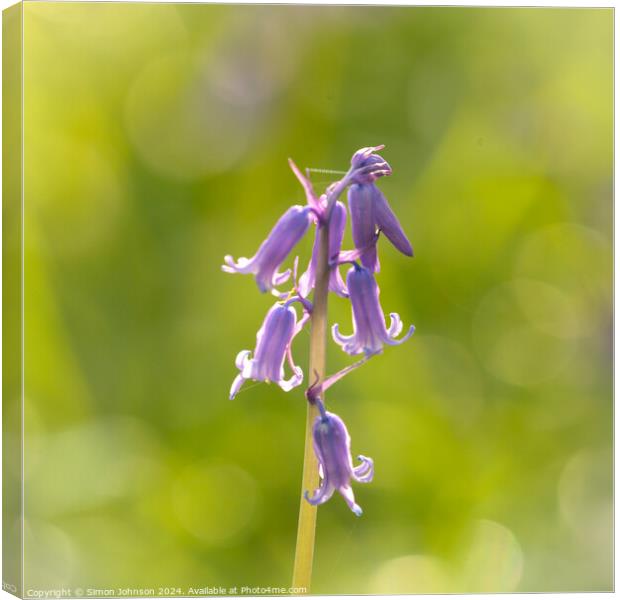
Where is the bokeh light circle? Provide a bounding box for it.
[558,448,612,551]
[458,519,523,592]
[171,462,258,546]
[369,554,451,594]
[125,52,250,180]
[472,279,578,386]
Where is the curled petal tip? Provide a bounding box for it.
[229,374,246,400]
[279,366,304,393]
[386,323,415,347]
[353,505,363,517]
[221,255,240,273]
[354,455,374,483]
[304,489,320,507]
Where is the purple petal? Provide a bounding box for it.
[353,455,374,484]
[222,254,254,274]
[273,269,292,287]
[304,480,335,506]
[338,485,363,516]
[235,349,252,370]
[373,186,413,257]
[347,266,388,354]
[312,413,354,489]
[332,266,414,356]
[349,146,392,184]
[351,146,384,168]
[253,305,296,381]
[385,322,416,347]
[326,201,349,297]
[279,366,303,392]
[224,205,311,292]
[331,323,356,350]
[306,407,372,516]
[299,201,348,298]
[348,185,379,272]
[329,267,348,298]
[386,312,403,338]
[298,227,319,298]
[288,158,323,214]
[329,201,347,260]
[230,303,304,398]
[229,374,246,400]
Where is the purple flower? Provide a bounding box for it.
[350,146,392,183]
[230,301,307,399]
[348,183,413,272]
[304,403,374,516]
[332,264,415,356]
[223,205,312,293]
[298,200,348,298]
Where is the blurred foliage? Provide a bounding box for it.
[19,4,612,593]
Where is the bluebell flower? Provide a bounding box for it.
[332,264,414,356]
[304,402,374,516]
[230,300,308,399]
[223,205,312,293]
[299,200,348,298]
[348,148,413,272]
[350,146,392,183]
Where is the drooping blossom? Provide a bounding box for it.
[298,200,348,298]
[304,401,374,516]
[350,146,392,182]
[230,300,308,399]
[348,149,413,272]
[222,205,312,293]
[332,263,415,356]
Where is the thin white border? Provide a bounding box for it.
[1,0,618,5]
[20,0,24,594]
[0,3,615,600]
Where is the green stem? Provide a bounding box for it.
[291,169,352,592]
[292,216,331,592]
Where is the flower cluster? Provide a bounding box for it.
[222,146,414,515]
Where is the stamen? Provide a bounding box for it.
[278,288,298,304]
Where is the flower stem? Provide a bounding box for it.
[292,218,331,592]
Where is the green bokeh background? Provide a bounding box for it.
[20,3,612,593]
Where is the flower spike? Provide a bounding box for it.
[304,403,374,516]
[332,264,415,356]
[222,205,312,293]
